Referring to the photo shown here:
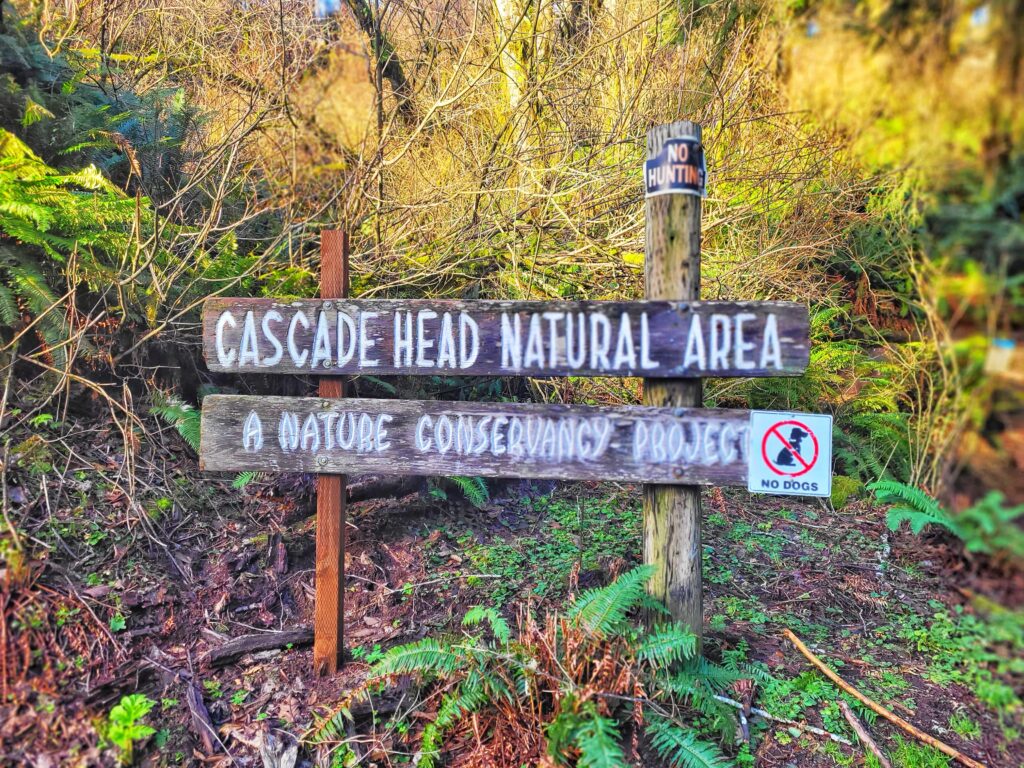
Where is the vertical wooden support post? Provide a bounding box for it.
[314,230,349,675]
[642,122,704,646]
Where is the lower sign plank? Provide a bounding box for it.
[200,395,751,485]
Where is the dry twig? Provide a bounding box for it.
[839,700,892,768]
[783,628,986,768]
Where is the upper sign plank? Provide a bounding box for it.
[203,299,809,378]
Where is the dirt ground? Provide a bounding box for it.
[1,400,1022,767]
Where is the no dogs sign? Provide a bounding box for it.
[747,411,832,497]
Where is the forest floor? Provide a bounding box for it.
[2,401,1023,767]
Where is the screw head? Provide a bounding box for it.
[322,360,332,368]
[317,456,328,467]
[323,300,333,309]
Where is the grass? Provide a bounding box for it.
[438,492,641,605]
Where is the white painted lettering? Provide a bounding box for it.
[760,314,782,369]
[278,411,299,451]
[459,312,480,368]
[242,411,263,451]
[415,415,433,451]
[524,314,545,368]
[709,314,731,370]
[500,313,522,370]
[261,310,284,366]
[310,311,332,368]
[437,312,457,369]
[565,313,587,369]
[613,312,637,370]
[394,311,413,367]
[590,313,612,370]
[239,311,260,366]
[287,311,310,367]
[376,414,392,451]
[301,413,321,452]
[416,310,437,368]
[359,311,379,367]
[640,312,659,369]
[682,314,706,370]
[733,313,756,370]
[542,312,564,367]
[215,311,237,367]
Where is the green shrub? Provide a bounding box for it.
[869,481,1024,563]
[309,567,753,767]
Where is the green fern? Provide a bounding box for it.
[151,394,201,453]
[371,637,467,678]
[568,565,655,636]
[636,624,698,667]
[950,492,1024,559]
[232,471,263,489]
[574,708,628,768]
[646,714,733,768]
[451,476,489,507]
[868,480,959,536]
[316,567,735,766]
[462,605,511,645]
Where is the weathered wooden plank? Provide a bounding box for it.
[202,298,808,378]
[199,395,752,485]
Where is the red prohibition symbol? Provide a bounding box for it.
[761,420,819,477]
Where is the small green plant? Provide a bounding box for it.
[109,614,126,632]
[888,734,951,767]
[105,694,156,765]
[428,476,489,508]
[202,680,223,699]
[230,690,248,706]
[151,394,200,452]
[351,643,386,664]
[870,481,1024,562]
[948,711,980,740]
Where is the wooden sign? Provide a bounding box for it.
[200,395,752,485]
[202,298,809,378]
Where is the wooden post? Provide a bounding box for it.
[643,121,704,645]
[314,230,349,675]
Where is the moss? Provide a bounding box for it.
[830,475,863,509]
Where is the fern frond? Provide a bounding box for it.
[462,605,511,645]
[450,476,489,507]
[636,624,698,667]
[868,481,958,535]
[370,637,466,678]
[232,471,262,489]
[151,393,201,453]
[569,565,654,636]
[575,710,627,768]
[417,673,492,768]
[645,714,732,768]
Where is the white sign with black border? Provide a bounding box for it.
[747,411,832,497]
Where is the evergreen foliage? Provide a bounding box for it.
[309,568,744,767]
[870,481,1024,562]
[150,394,201,454]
